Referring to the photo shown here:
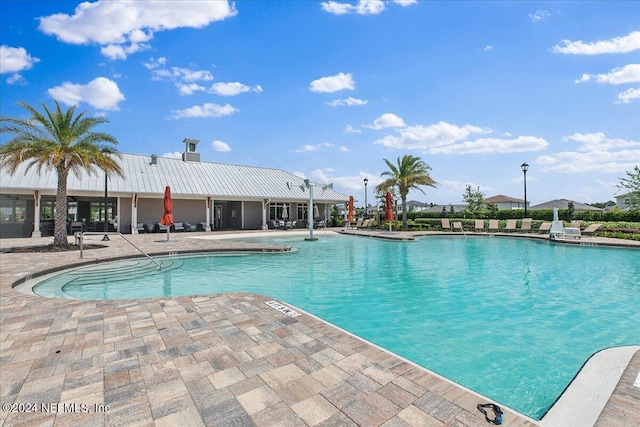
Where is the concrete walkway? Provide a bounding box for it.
[1,230,637,426]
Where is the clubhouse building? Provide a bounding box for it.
[0,139,349,238]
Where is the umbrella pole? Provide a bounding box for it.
[166,227,170,242]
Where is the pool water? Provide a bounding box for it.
[33,235,640,419]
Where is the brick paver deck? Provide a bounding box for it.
[1,230,636,426]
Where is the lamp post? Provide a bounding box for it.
[521,162,529,217]
[363,178,368,218]
[102,170,109,241]
[292,180,332,241]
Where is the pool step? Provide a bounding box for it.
[63,259,183,287]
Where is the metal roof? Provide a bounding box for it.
[529,199,603,211]
[0,153,349,203]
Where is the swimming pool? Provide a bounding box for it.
[32,234,640,419]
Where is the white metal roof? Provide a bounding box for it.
[0,153,349,203]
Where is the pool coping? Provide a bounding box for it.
[1,229,638,426]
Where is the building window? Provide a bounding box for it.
[297,203,308,220]
[0,198,26,223]
[90,201,116,222]
[269,203,289,220]
[41,200,55,220]
[188,143,196,152]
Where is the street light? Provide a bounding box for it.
[363,178,368,218]
[521,162,529,217]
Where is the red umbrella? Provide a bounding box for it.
[160,186,173,241]
[385,192,393,221]
[347,196,355,223]
[160,186,174,226]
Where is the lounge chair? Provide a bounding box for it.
[488,219,499,232]
[538,222,551,233]
[520,218,532,232]
[452,221,464,232]
[582,223,602,235]
[474,219,485,232]
[314,219,325,229]
[353,218,364,229]
[505,219,517,232]
[441,218,451,231]
[173,222,186,232]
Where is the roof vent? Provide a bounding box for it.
[182,138,200,162]
[150,154,158,166]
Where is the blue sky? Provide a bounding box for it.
[1,0,639,206]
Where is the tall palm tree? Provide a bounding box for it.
[375,155,437,229]
[0,100,123,246]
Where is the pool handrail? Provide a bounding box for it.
[77,231,162,269]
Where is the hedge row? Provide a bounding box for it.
[407,209,640,222]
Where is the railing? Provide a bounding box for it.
[77,232,162,269]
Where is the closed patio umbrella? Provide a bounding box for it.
[282,204,288,220]
[385,192,393,231]
[160,186,174,241]
[348,196,355,224]
[313,204,320,219]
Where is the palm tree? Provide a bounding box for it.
[0,100,123,246]
[375,155,437,229]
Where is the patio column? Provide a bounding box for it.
[131,194,138,234]
[262,199,270,230]
[31,190,41,238]
[116,196,121,233]
[205,196,211,231]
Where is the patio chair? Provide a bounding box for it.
[505,219,517,232]
[488,219,499,232]
[353,218,364,229]
[173,222,186,232]
[520,218,532,232]
[582,223,602,235]
[441,218,451,231]
[452,221,464,232]
[474,219,485,232]
[538,222,551,233]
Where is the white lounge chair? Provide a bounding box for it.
[488,219,499,233]
[474,219,485,232]
[582,223,602,235]
[441,218,451,231]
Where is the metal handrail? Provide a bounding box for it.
[78,232,162,269]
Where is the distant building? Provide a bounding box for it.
[529,199,603,212]
[406,200,429,212]
[423,204,467,214]
[484,195,528,210]
[615,192,639,210]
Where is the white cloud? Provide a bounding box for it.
[151,66,214,82]
[537,132,640,173]
[327,97,368,107]
[309,72,354,93]
[339,146,350,152]
[209,82,263,96]
[321,0,385,15]
[616,87,640,103]
[575,64,640,85]
[564,132,640,151]
[142,57,166,70]
[38,1,237,60]
[537,150,640,173]
[483,45,493,52]
[177,83,206,96]
[366,113,405,129]
[211,140,231,152]
[169,103,238,119]
[431,136,549,154]
[553,31,640,55]
[0,45,40,74]
[162,152,182,159]
[394,0,417,6]
[345,124,361,134]
[297,145,318,153]
[48,77,125,110]
[374,121,491,149]
[529,10,550,22]
[6,74,26,85]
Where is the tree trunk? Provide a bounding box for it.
[53,168,69,246]
[401,195,408,230]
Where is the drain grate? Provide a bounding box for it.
[264,300,300,317]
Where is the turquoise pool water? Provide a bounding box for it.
[33,235,640,419]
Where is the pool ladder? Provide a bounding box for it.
[77,232,162,269]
